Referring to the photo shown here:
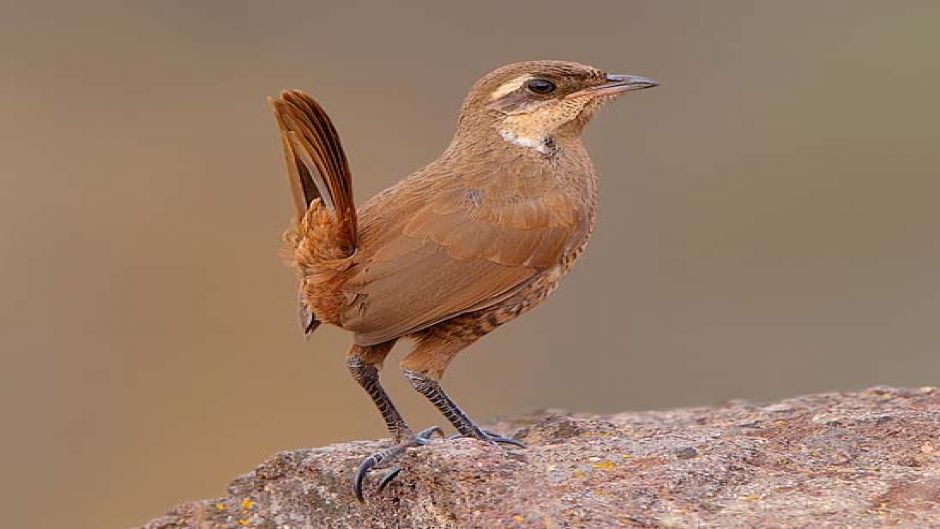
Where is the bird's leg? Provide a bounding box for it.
[401,337,525,447]
[346,343,411,442]
[356,336,525,500]
[403,370,524,447]
[347,343,445,502]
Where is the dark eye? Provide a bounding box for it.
[526,78,556,95]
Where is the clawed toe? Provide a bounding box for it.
[353,448,399,502]
[482,429,526,447]
[415,425,444,444]
[353,425,523,501]
[353,426,444,502]
[448,428,526,447]
[376,467,402,493]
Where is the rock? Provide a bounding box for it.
[138,387,940,528]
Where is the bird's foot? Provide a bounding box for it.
[353,426,443,502]
[376,430,523,495]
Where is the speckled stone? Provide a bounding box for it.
[139,387,940,529]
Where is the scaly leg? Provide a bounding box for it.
[347,342,446,501]
[403,369,524,446]
[346,342,411,442]
[401,335,524,445]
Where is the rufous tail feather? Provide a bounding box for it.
[270,90,357,247]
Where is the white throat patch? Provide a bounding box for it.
[499,129,551,154]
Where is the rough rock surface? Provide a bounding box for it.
[139,387,940,528]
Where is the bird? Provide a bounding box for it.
[269,60,657,501]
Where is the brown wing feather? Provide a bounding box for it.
[340,165,588,346]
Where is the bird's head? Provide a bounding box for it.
[455,60,657,154]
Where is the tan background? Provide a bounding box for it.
[2,1,939,527]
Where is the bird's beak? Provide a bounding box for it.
[572,73,659,98]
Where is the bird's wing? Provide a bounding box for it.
[340,166,588,346]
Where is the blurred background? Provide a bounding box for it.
[2,1,939,527]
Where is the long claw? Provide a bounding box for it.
[353,453,382,502]
[487,435,526,447]
[353,444,407,502]
[376,467,403,493]
[483,429,526,447]
[447,429,526,447]
[353,457,377,502]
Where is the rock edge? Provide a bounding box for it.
[139,387,940,528]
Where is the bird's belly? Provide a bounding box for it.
[415,234,592,342]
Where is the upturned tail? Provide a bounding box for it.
[270,90,358,335]
[270,90,357,247]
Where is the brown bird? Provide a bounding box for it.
[269,60,656,500]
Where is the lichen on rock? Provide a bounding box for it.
[139,387,940,528]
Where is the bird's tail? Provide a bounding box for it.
[270,90,358,251]
[270,90,358,336]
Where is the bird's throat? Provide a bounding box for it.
[498,129,552,154]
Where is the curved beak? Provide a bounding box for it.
[573,73,659,98]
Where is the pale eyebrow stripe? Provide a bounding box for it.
[489,75,532,100]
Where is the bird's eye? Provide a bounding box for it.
[526,78,556,95]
